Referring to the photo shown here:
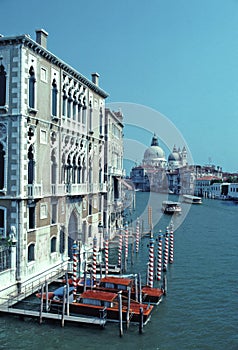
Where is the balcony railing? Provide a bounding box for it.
[51,184,67,196]
[88,184,98,193]
[99,183,107,193]
[50,182,108,196]
[27,183,42,198]
[66,183,88,195]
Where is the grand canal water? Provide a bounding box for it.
[0,193,238,350]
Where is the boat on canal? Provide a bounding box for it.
[161,201,182,215]
[183,195,202,204]
[36,286,153,325]
[96,275,164,305]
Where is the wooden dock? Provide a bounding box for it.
[0,306,107,327]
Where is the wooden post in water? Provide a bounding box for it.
[45,281,49,313]
[72,241,78,298]
[138,273,142,304]
[135,218,140,253]
[39,284,44,324]
[99,262,103,280]
[169,223,174,264]
[83,269,87,292]
[156,231,163,281]
[134,274,138,302]
[118,226,123,272]
[163,227,169,272]
[163,274,167,295]
[118,291,123,337]
[61,286,66,327]
[148,237,155,288]
[66,281,70,316]
[148,206,152,236]
[90,270,93,290]
[139,307,144,334]
[124,222,129,261]
[131,234,134,266]
[104,232,109,276]
[126,286,131,330]
[92,235,97,281]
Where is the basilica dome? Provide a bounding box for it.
[143,134,166,167]
[168,152,181,162]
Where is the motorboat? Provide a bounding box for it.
[162,201,182,215]
[183,195,202,204]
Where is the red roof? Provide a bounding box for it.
[196,176,219,181]
[80,290,117,302]
[100,276,133,286]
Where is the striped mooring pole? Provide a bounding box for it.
[169,224,174,264]
[135,218,140,253]
[72,241,78,297]
[163,227,169,272]
[148,236,155,288]
[104,233,109,276]
[156,231,163,281]
[92,236,97,280]
[118,227,123,268]
[124,222,129,260]
[148,206,152,235]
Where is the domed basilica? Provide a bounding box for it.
[130,133,188,192]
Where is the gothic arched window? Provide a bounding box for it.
[29,66,36,109]
[52,79,58,117]
[0,65,6,106]
[0,143,5,189]
[28,145,35,185]
[28,243,35,262]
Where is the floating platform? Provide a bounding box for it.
[0,305,107,327]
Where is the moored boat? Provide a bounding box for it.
[96,275,164,305]
[183,195,202,204]
[161,201,182,215]
[36,287,153,325]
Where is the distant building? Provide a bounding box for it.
[130,134,188,193]
[104,108,124,239]
[130,135,225,195]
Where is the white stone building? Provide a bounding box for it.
[104,108,124,240]
[0,29,109,299]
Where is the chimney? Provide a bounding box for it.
[35,29,48,49]
[91,72,99,86]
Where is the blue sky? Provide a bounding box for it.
[2,0,238,172]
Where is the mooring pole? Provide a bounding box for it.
[66,280,70,316]
[163,227,169,272]
[126,286,131,330]
[163,274,168,296]
[118,226,123,273]
[61,286,66,327]
[135,218,140,253]
[138,273,142,304]
[45,281,49,313]
[39,284,44,324]
[83,269,87,292]
[104,232,109,276]
[134,274,138,302]
[169,224,174,264]
[157,231,163,281]
[139,307,144,334]
[148,236,155,288]
[92,235,98,281]
[72,241,78,298]
[118,291,123,337]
